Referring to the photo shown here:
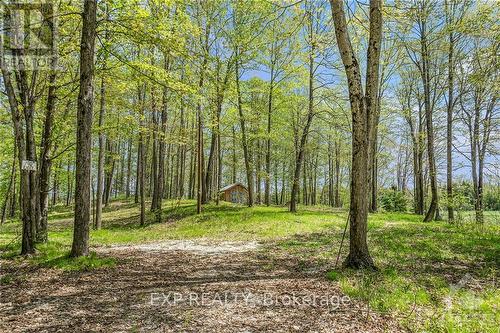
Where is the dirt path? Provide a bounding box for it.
[101,240,261,254]
[0,241,403,332]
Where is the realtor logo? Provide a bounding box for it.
[0,0,57,70]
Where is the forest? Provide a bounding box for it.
[0,0,499,332]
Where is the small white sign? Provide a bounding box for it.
[22,160,37,171]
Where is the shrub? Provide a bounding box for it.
[380,189,408,212]
[484,187,500,211]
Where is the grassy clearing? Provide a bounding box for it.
[0,199,498,332]
[280,213,499,332]
[0,199,347,247]
[0,199,346,274]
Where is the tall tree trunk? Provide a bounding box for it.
[71,0,97,257]
[95,75,106,229]
[188,120,195,199]
[205,87,224,203]
[37,13,60,239]
[405,86,425,215]
[302,157,308,205]
[235,54,254,207]
[135,136,140,204]
[138,85,146,226]
[217,132,222,200]
[290,16,315,213]
[103,141,115,206]
[197,106,204,213]
[265,65,274,206]
[9,157,17,218]
[334,139,341,207]
[197,28,208,213]
[274,161,279,204]
[66,161,72,206]
[37,60,57,242]
[177,101,186,198]
[150,88,159,212]
[117,141,125,196]
[421,21,440,222]
[1,148,16,224]
[232,126,237,183]
[446,29,455,222]
[476,154,484,224]
[1,45,37,255]
[369,101,380,212]
[155,57,169,223]
[328,136,334,206]
[256,140,262,204]
[330,0,381,269]
[126,139,132,198]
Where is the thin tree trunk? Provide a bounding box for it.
[446,29,455,222]
[9,158,17,217]
[126,139,132,198]
[95,75,106,229]
[235,55,254,207]
[66,161,72,206]
[71,0,97,257]
[1,148,16,224]
[150,87,159,212]
[197,106,203,213]
[155,56,169,223]
[103,141,115,207]
[138,85,146,226]
[290,15,315,212]
[177,101,186,198]
[265,66,274,206]
[421,21,440,222]
[232,126,237,183]
[256,140,262,204]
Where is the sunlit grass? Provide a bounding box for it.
[1,240,116,273]
[1,199,498,331]
[0,200,348,246]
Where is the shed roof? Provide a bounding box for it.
[219,182,248,192]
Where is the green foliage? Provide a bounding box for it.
[484,186,500,211]
[452,182,476,211]
[379,188,408,212]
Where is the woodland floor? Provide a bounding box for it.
[0,200,499,332]
[0,240,402,333]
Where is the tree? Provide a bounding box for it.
[458,35,498,224]
[329,0,382,269]
[290,2,320,213]
[0,5,48,253]
[402,0,443,222]
[94,5,110,230]
[444,0,469,222]
[398,70,425,215]
[71,0,97,257]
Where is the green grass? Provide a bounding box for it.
[0,199,348,246]
[273,210,499,332]
[1,240,116,272]
[0,199,498,332]
[325,267,499,332]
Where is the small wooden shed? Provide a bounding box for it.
[219,183,248,204]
